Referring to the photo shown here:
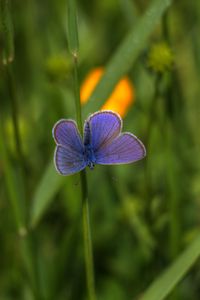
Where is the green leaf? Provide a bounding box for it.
[30,162,65,228]
[140,234,200,300]
[84,0,172,116]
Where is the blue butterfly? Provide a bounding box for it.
[52,110,146,175]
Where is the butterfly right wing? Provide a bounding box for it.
[84,111,122,150]
[53,120,86,175]
[95,132,146,165]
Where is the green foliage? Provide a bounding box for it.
[30,162,66,228]
[1,0,200,299]
[141,234,200,300]
[84,0,172,116]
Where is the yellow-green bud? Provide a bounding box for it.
[147,42,174,73]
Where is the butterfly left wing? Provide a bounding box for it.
[54,146,86,175]
[53,119,86,175]
[53,119,83,150]
[95,133,146,165]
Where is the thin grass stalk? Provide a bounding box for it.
[144,74,160,145]
[6,64,24,166]
[67,0,97,299]
[0,2,43,298]
[0,0,23,165]
[0,117,25,231]
[1,3,25,224]
[0,0,14,64]
[143,74,161,218]
[162,13,180,300]
[0,117,42,299]
[72,34,97,300]
[80,169,96,300]
[163,11,181,259]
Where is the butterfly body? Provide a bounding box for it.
[83,144,96,170]
[82,120,96,169]
[83,121,91,145]
[53,111,146,176]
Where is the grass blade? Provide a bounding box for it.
[140,234,200,300]
[84,0,172,115]
[30,161,65,228]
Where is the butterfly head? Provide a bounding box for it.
[88,161,95,170]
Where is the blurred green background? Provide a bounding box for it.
[1,0,200,299]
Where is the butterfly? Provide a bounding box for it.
[52,110,146,175]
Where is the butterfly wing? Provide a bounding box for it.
[84,110,145,164]
[53,120,86,175]
[53,119,83,149]
[84,111,122,150]
[95,133,146,165]
[54,146,86,175]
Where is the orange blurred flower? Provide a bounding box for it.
[80,67,135,117]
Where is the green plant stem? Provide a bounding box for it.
[73,55,83,134]
[143,74,160,217]
[6,64,24,166]
[0,117,25,231]
[0,116,42,299]
[163,11,180,259]
[72,54,96,300]
[144,74,160,145]
[162,13,180,300]
[81,170,96,300]
[0,0,15,64]
[1,3,42,292]
[67,0,96,297]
